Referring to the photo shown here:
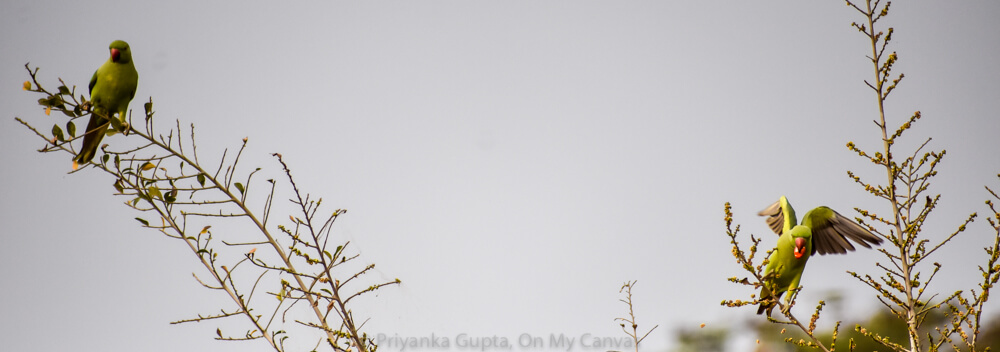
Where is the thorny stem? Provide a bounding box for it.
[18,111,285,348]
[276,155,370,352]
[855,0,919,349]
[17,64,392,351]
[128,120,343,349]
[614,281,658,352]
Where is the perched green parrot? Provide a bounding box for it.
[755,196,882,316]
[74,40,139,168]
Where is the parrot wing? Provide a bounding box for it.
[758,196,797,236]
[88,69,97,95]
[802,206,883,255]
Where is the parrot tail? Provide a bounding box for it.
[74,111,111,165]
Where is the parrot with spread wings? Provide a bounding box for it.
[756,196,883,316]
[74,40,138,168]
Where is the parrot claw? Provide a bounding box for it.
[118,115,130,135]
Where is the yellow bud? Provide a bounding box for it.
[23,81,31,90]
[700,323,706,328]
[45,107,51,115]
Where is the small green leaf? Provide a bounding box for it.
[113,179,124,193]
[109,116,123,131]
[51,124,65,142]
[148,185,162,200]
[38,95,63,108]
[165,190,177,203]
[235,182,245,195]
[197,173,206,186]
[135,217,149,226]
[114,155,121,168]
[66,121,76,137]
[57,85,70,95]
[144,101,153,116]
[141,162,155,171]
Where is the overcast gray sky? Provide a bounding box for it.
[2,1,1000,351]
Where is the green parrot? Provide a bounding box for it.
[755,196,882,316]
[74,40,139,168]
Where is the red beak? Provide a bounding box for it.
[111,48,121,62]
[794,237,807,259]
